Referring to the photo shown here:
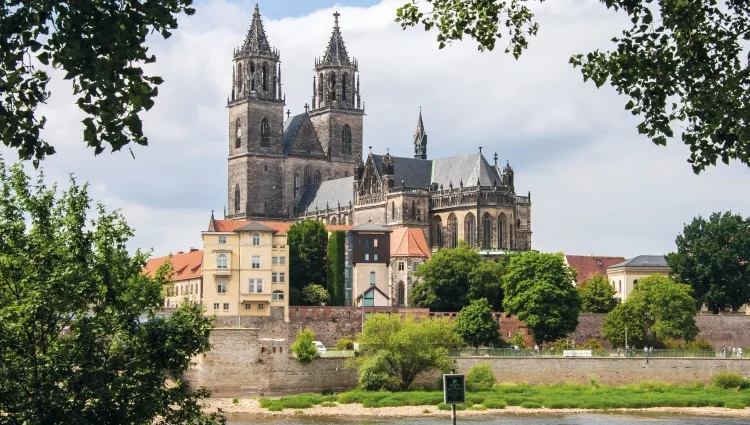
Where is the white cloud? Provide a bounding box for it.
[2,0,749,258]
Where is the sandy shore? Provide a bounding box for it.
[203,398,750,418]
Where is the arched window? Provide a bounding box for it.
[235,118,242,148]
[234,184,240,213]
[391,202,395,222]
[465,213,476,247]
[318,72,324,104]
[260,117,270,147]
[261,62,268,91]
[449,214,458,248]
[411,201,416,220]
[294,169,300,197]
[432,216,443,248]
[252,232,260,246]
[342,124,352,154]
[397,281,405,306]
[249,61,255,91]
[237,63,243,93]
[217,254,228,269]
[329,72,337,100]
[342,73,348,101]
[482,214,492,249]
[498,214,505,249]
[304,167,311,185]
[314,170,321,183]
[330,216,337,225]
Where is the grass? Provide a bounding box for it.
[258,380,750,412]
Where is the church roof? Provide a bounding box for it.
[321,12,350,64]
[390,227,431,258]
[370,152,501,189]
[297,176,354,214]
[371,155,433,188]
[240,4,273,55]
[609,255,669,269]
[351,221,391,233]
[282,113,306,153]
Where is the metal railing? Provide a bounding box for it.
[318,350,356,358]
[449,348,748,359]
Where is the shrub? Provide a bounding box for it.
[422,409,432,414]
[291,328,318,365]
[335,337,355,350]
[483,399,507,409]
[357,361,397,391]
[587,376,600,389]
[321,389,334,396]
[509,331,526,348]
[321,402,338,408]
[725,402,746,409]
[664,338,713,350]
[582,339,603,350]
[466,363,496,391]
[713,372,750,389]
[232,397,239,405]
[520,401,542,409]
[438,403,468,411]
[321,395,337,402]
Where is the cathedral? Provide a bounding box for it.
[223,5,532,304]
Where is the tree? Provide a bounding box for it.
[287,219,328,305]
[396,0,750,173]
[667,212,750,313]
[291,328,318,365]
[502,251,581,344]
[326,231,346,306]
[410,242,504,311]
[454,298,499,348]
[1,1,195,164]
[0,161,223,424]
[579,274,619,313]
[302,283,330,306]
[352,314,460,390]
[602,274,699,347]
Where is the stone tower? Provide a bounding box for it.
[309,11,364,164]
[413,108,427,159]
[227,4,285,218]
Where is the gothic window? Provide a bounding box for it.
[235,118,241,148]
[234,184,240,213]
[329,72,337,100]
[304,167,311,185]
[237,63,243,93]
[261,62,268,92]
[342,124,352,154]
[482,213,492,249]
[260,117,270,147]
[318,72,324,104]
[448,214,458,248]
[330,216,337,225]
[314,170,321,183]
[432,216,443,248]
[397,281,405,306]
[498,214,505,249]
[342,72,348,101]
[411,201,416,220]
[249,61,255,91]
[464,213,476,247]
[391,202,395,222]
[294,170,300,197]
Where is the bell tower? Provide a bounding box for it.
[413,108,427,159]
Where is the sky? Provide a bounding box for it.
[4,0,750,259]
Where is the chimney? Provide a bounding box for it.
[177,251,184,254]
[190,247,199,252]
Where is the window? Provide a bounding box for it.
[342,73,348,101]
[213,303,219,310]
[498,215,504,249]
[397,281,405,306]
[235,119,242,148]
[272,272,278,283]
[433,218,443,247]
[363,289,374,307]
[245,304,252,310]
[252,256,261,269]
[370,271,375,286]
[261,62,268,91]
[217,254,228,269]
[234,184,241,213]
[249,61,255,90]
[413,261,420,271]
[374,253,379,261]
[342,124,352,154]
[411,201,416,219]
[218,236,227,244]
[272,291,285,301]
[294,169,300,197]
[272,256,278,265]
[329,72,337,100]
[223,303,229,310]
[398,262,405,271]
[374,239,378,248]
[217,279,227,294]
[258,304,265,311]
[365,253,369,261]
[248,278,264,293]
[482,214,492,249]
[365,240,370,248]
[252,232,260,246]
[279,272,285,283]
[391,202,395,221]
[314,170,321,183]
[279,256,286,265]
[449,215,458,248]
[260,117,270,147]
[465,213,476,247]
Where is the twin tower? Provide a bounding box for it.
[227,5,365,220]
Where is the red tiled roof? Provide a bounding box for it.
[144,249,203,281]
[565,255,626,285]
[390,227,431,258]
[212,219,351,235]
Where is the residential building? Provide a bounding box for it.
[606,255,670,301]
[565,254,626,286]
[348,221,391,307]
[144,249,203,309]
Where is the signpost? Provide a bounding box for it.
[443,373,465,425]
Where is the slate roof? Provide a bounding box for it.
[565,255,626,285]
[297,176,354,213]
[282,113,306,153]
[144,249,203,282]
[372,155,433,188]
[610,255,669,268]
[240,4,273,55]
[390,227,431,258]
[351,221,391,233]
[370,152,501,189]
[234,221,278,233]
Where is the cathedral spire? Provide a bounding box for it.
[240,4,274,56]
[413,108,427,160]
[321,11,351,65]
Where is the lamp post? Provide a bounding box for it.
[625,326,629,351]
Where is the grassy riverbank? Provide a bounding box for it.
[258,381,750,412]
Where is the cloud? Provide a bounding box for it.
[2,0,749,258]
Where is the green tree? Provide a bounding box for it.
[326,231,346,306]
[579,274,619,313]
[291,328,318,365]
[287,219,328,304]
[0,161,223,424]
[410,242,504,311]
[454,298,499,348]
[602,274,699,347]
[352,314,460,390]
[1,1,195,163]
[396,0,750,173]
[502,251,581,344]
[302,283,331,306]
[667,212,750,313]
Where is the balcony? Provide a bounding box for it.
[240,293,272,302]
[213,267,232,276]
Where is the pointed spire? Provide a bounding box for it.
[240,4,273,56]
[413,107,427,160]
[321,11,351,64]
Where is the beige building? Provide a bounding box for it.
[606,255,670,301]
[144,249,203,309]
[203,219,290,319]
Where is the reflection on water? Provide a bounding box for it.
[227,413,749,425]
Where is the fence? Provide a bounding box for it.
[448,348,748,359]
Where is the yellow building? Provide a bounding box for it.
[144,249,203,309]
[606,255,670,301]
[203,219,290,319]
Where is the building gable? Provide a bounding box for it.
[283,113,325,156]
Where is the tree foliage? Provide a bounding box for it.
[291,328,318,365]
[0,161,223,424]
[326,231,346,306]
[603,274,699,347]
[502,251,581,344]
[454,298,499,348]
[410,242,504,311]
[667,212,750,313]
[287,219,328,305]
[0,0,195,164]
[579,274,619,313]
[396,0,750,173]
[352,314,460,390]
[302,283,331,306]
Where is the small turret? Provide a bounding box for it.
[502,161,515,191]
[413,108,427,160]
[382,150,394,189]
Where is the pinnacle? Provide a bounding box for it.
[321,11,350,64]
[240,3,273,55]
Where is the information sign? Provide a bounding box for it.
[443,374,466,404]
[563,349,593,357]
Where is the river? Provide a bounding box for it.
[227,413,749,424]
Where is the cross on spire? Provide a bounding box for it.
[333,11,340,27]
[304,103,309,112]
[286,109,291,119]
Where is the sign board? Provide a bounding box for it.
[443,374,465,404]
[563,349,592,357]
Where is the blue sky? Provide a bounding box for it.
[217,0,380,19]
